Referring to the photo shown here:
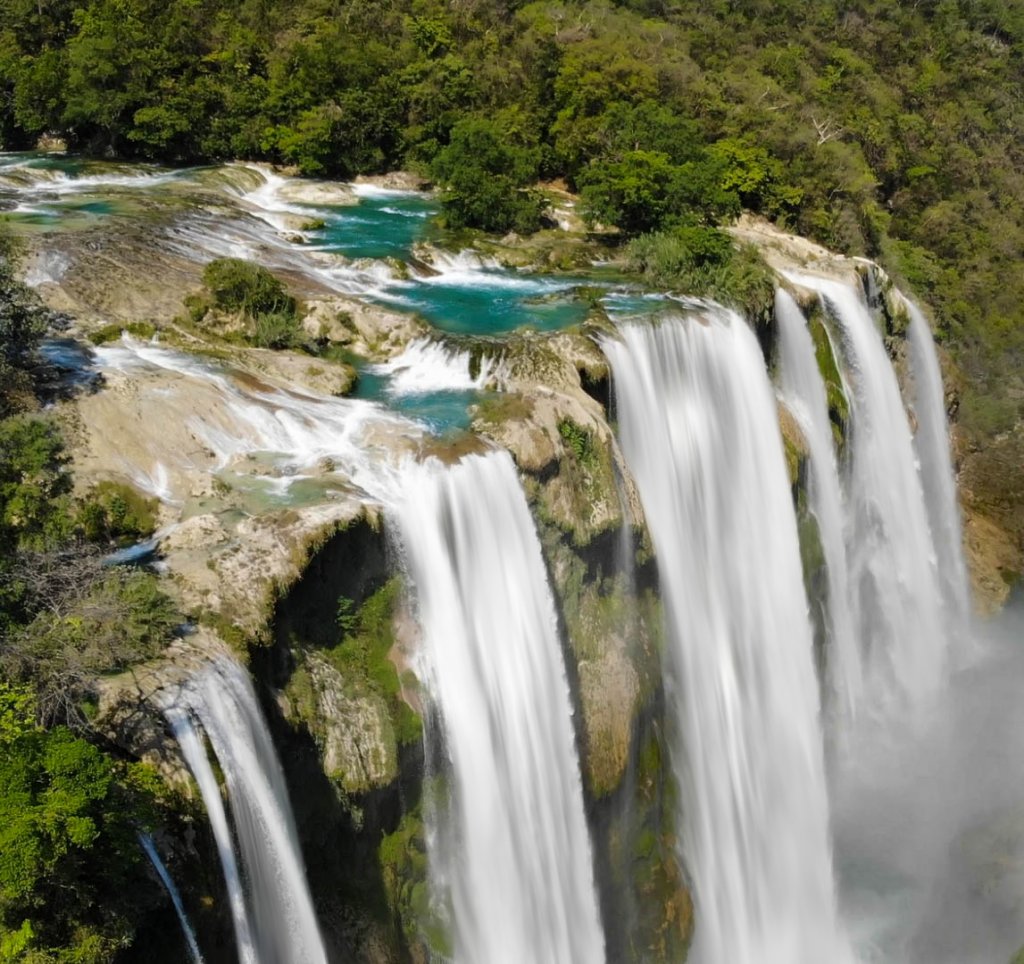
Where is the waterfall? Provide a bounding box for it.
[604,310,851,964]
[904,301,970,648]
[368,338,495,395]
[166,706,256,964]
[162,657,327,964]
[138,832,205,964]
[775,288,861,718]
[391,450,606,964]
[787,274,946,708]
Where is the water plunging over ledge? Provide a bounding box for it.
[391,450,606,964]
[161,656,328,964]
[604,309,852,964]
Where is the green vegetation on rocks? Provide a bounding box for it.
[201,258,295,319]
[626,230,776,322]
[0,233,184,961]
[186,257,305,350]
[378,803,451,958]
[87,321,158,346]
[329,580,421,747]
[807,305,850,443]
[557,417,599,473]
[284,577,421,797]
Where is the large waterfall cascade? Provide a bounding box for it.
[604,310,852,964]
[775,287,862,721]
[772,275,987,962]
[3,151,1000,964]
[784,272,949,712]
[391,449,606,964]
[162,657,328,964]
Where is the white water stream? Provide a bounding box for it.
[139,832,205,964]
[786,273,946,713]
[775,288,861,719]
[162,657,328,964]
[391,450,606,964]
[604,310,852,964]
[904,300,971,654]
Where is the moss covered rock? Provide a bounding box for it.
[284,652,398,794]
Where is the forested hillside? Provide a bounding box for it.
[1,0,1022,498]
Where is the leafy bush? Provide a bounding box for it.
[76,481,158,545]
[251,311,302,350]
[4,569,179,727]
[0,687,163,961]
[201,258,296,319]
[190,258,308,350]
[627,229,775,320]
[0,417,72,553]
[558,418,599,472]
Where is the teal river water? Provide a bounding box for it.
[0,154,652,432]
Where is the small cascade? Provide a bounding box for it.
[368,338,495,396]
[904,301,971,647]
[391,450,606,964]
[162,657,327,964]
[93,336,416,503]
[604,310,851,964]
[787,274,946,709]
[138,832,205,964]
[775,288,861,718]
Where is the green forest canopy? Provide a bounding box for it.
[1,0,1023,438]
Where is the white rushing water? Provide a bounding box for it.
[833,599,1024,964]
[786,273,946,711]
[138,832,206,964]
[775,288,861,719]
[368,338,495,396]
[904,300,971,652]
[392,450,605,964]
[163,657,327,964]
[604,310,851,964]
[93,336,415,503]
[165,706,256,964]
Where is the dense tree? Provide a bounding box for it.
[0,236,48,418]
[431,117,546,233]
[0,0,1019,478]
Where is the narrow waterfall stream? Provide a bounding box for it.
[138,832,205,964]
[776,288,861,720]
[905,301,971,651]
[786,274,946,711]
[391,450,606,964]
[165,706,256,964]
[162,657,328,964]
[604,310,852,964]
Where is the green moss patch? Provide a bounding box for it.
[327,579,421,746]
